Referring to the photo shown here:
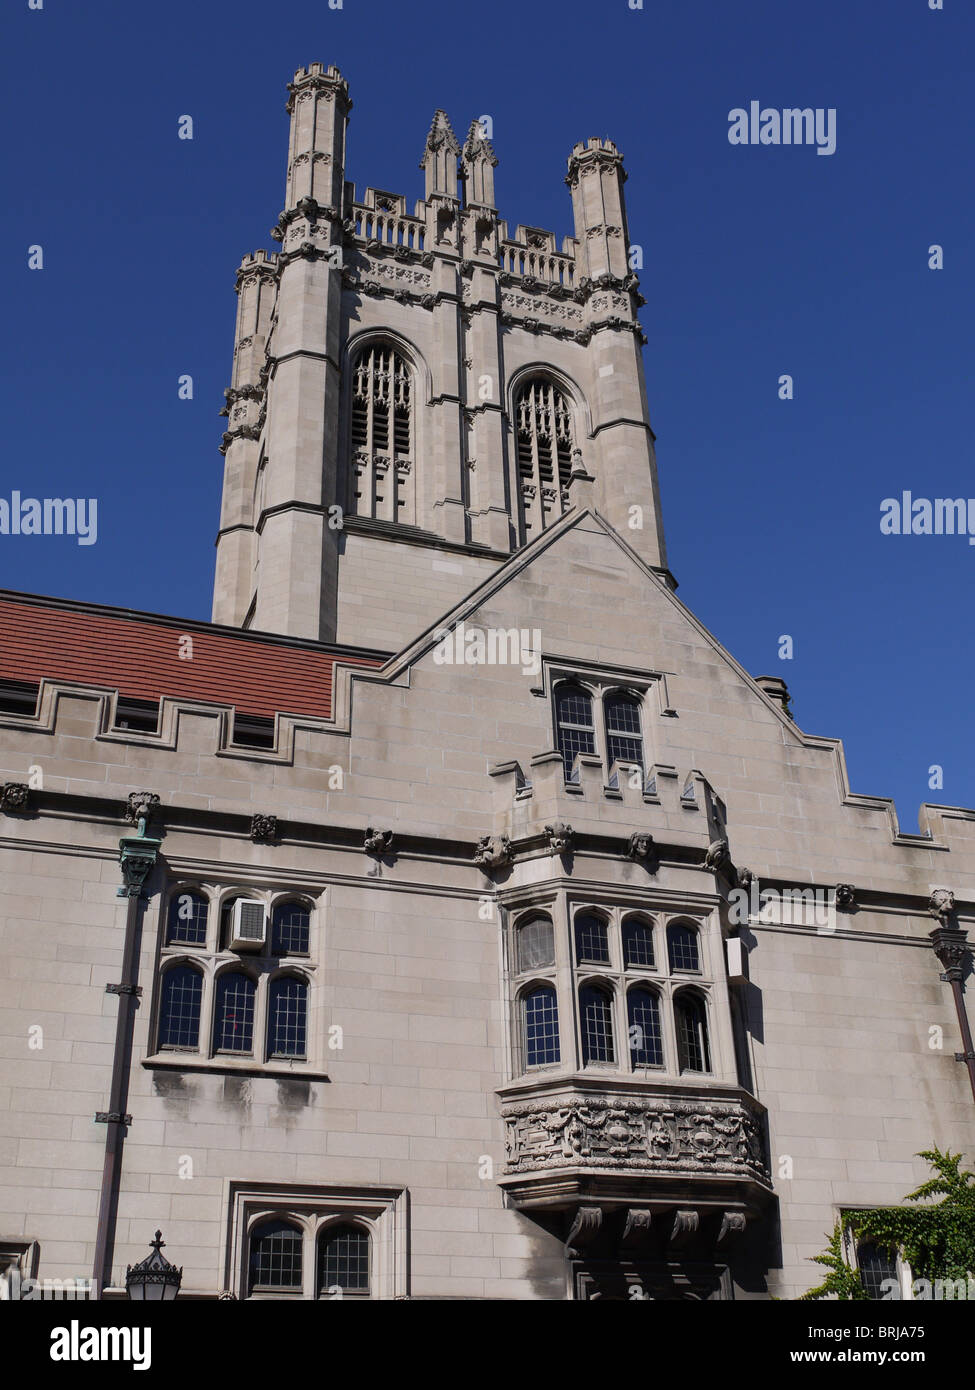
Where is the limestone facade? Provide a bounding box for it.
[0,63,972,1301]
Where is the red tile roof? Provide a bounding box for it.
[0,592,388,719]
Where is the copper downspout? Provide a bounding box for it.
[91,800,160,1294]
[929,890,975,1106]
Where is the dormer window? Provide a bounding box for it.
[515,376,576,536]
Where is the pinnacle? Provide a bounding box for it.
[463,119,498,167]
[421,109,461,160]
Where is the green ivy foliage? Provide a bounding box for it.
[847,1148,975,1285]
[800,1148,975,1298]
[798,1222,869,1300]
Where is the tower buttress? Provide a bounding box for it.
[251,63,351,639]
[212,250,278,626]
[566,139,668,574]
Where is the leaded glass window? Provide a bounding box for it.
[855,1239,900,1300]
[167,891,208,947]
[622,916,655,969]
[272,901,310,955]
[667,922,700,973]
[249,1221,302,1294]
[575,913,610,965]
[517,915,555,972]
[318,1225,370,1296]
[267,977,308,1059]
[627,988,663,1067]
[554,684,595,781]
[213,971,256,1054]
[674,991,710,1073]
[158,965,203,1050]
[605,693,644,789]
[580,985,615,1065]
[523,986,560,1067]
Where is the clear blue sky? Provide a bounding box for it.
[2,0,971,831]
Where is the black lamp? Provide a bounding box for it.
[125,1231,182,1301]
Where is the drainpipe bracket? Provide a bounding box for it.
[95,1112,133,1125]
[105,983,143,997]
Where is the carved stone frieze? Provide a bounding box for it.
[501,1091,770,1185]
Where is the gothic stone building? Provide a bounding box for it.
[1,63,973,1302]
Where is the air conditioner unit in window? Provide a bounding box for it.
[229,899,266,951]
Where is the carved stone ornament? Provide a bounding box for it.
[0,782,31,814]
[364,827,394,855]
[124,791,160,827]
[704,838,731,873]
[928,888,956,924]
[544,822,574,855]
[626,832,656,864]
[834,883,857,910]
[501,1091,770,1185]
[668,1209,700,1249]
[621,1208,654,1247]
[717,1210,748,1247]
[250,814,278,845]
[566,1204,602,1255]
[736,866,755,890]
[473,834,513,872]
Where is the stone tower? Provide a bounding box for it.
[212,63,670,648]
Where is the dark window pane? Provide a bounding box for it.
[555,686,595,780]
[213,973,256,1054]
[523,987,560,1067]
[675,993,710,1072]
[158,966,203,1049]
[856,1240,900,1300]
[667,923,700,972]
[517,916,555,971]
[605,696,644,787]
[580,986,615,1065]
[628,989,663,1067]
[623,918,655,969]
[575,914,610,965]
[249,1221,302,1293]
[267,978,307,1058]
[167,891,208,947]
[318,1225,369,1294]
[272,902,310,955]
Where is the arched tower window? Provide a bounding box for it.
[350,344,414,524]
[515,376,575,537]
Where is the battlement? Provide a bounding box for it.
[497,224,578,285]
